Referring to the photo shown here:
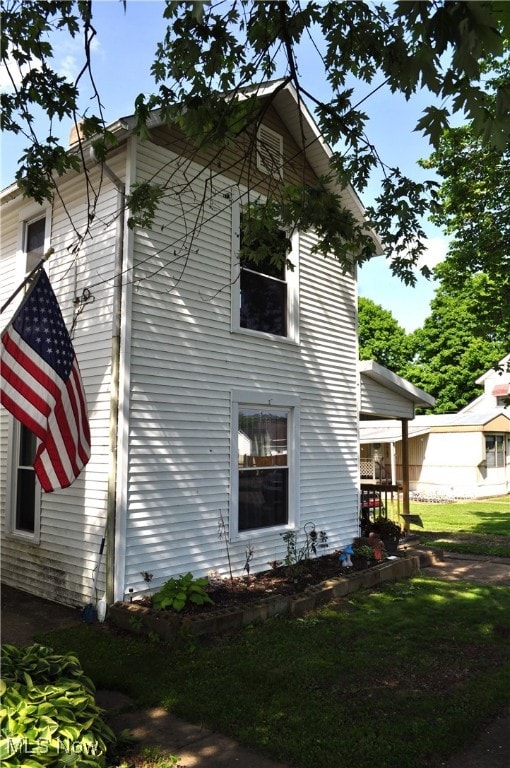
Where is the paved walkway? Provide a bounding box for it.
[2,551,509,768]
[421,550,510,586]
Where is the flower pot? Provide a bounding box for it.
[383,538,399,556]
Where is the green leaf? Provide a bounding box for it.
[415,106,450,146]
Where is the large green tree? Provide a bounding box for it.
[403,272,507,412]
[421,53,510,333]
[358,297,410,373]
[2,1,510,284]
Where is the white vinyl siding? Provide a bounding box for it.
[0,155,125,606]
[123,139,359,597]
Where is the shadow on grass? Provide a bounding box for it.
[35,577,510,768]
[471,508,510,536]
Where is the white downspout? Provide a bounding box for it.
[93,153,126,605]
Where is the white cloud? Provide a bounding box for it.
[0,51,42,93]
[58,54,79,83]
[418,236,448,270]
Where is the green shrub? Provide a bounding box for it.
[0,644,115,767]
[152,572,214,612]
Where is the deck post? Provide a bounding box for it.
[401,419,410,530]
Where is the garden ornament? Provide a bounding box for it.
[369,532,385,561]
[339,544,354,568]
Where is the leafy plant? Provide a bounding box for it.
[280,522,328,569]
[353,544,375,560]
[368,516,403,540]
[129,614,144,631]
[0,644,115,767]
[152,572,214,612]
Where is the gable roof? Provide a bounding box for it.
[1,81,383,256]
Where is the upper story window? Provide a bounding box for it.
[232,202,299,342]
[240,229,289,336]
[25,217,46,273]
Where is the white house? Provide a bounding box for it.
[360,357,510,499]
[1,81,382,608]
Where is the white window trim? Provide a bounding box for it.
[16,204,51,277]
[230,389,300,541]
[485,433,507,469]
[5,206,51,543]
[6,415,42,544]
[231,198,300,343]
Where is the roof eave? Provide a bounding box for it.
[359,360,436,409]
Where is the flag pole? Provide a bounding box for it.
[0,248,54,315]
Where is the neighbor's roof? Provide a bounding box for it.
[475,353,510,384]
[360,409,510,443]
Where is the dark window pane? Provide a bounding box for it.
[16,425,36,532]
[238,468,288,531]
[26,218,45,272]
[19,425,37,466]
[16,468,36,532]
[240,270,287,335]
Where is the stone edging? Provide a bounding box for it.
[109,555,421,643]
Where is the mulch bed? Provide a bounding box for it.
[136,551,388,616]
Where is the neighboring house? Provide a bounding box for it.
[1,80,382,607]
[461,354,510,413]
[360,358,510,499]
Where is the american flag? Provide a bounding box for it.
[1,269,90,492]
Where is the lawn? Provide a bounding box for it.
[40,577,510,768]
[386,495,510,556]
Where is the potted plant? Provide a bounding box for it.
[352,540,375,569]
[367,516,403,555]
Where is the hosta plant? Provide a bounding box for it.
[152,572,215,612]
[0,643,115,767]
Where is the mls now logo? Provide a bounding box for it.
[6,736,101,756]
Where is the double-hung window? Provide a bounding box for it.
[232,202,299,342]
[485,434,506,468]
[231,391,299,537]
[6,213,48,541]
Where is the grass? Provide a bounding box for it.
[39,577,510,768]
[386,495,510,556]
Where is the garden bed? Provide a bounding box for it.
[109,553,420,642]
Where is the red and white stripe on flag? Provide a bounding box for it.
[1,269,90,492]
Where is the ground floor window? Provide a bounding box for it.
[485,434,506,468]
[8,419,41,540]
[232,392,299,536]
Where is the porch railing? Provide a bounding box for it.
[360,482,402,534]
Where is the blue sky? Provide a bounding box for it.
[1,0,450,331]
